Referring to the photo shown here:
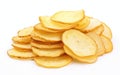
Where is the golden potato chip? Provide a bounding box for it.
[40,16,77,31]
[101,35,113,53]
[102,23,112,39]
[34,23,60,33]
[75,16,90,30]
[86,32,105,56]
[32,29,62,42]
[91,25,104,35]
[7,48,36,59]
[31,40,63,49]
[81,18,102,32]
[12,36,31,44]
[62,29,97,57]
[18,26,33,37]
[64,46,97,63]
[34,54,72,68]
[32,47,64,57]
[51,10,84,24]
[12,42,31,50]
[13,47,32,52]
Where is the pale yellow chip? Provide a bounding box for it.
[7,48,37,59]
[34,54,72,68]
[32,29,62,42]
[40,16,77,31]
[102,23,112,39]
[81,17,102,32]
[64,46,97,63]
[62,29,97,57]
[12,42,31,50]
[18,26,33,37]
[32,47,64,57]
[51,10,84,24]
[101,35,113,53]
[91,25,104,35]
[75,16,90,30]
[34,23,60,33]
[12,36,31,44]
[31,40,63,49]
[86,32,105,56]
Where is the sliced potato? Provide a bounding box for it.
[34,54,72,68]
[7,48,36,59]
[75,16,90,30]
[40,16,77,31]
[31,40,63,49]
[64,46,97,63]
[12,42,31,50]
[102,23,112,39]
[51,10,84,24]
[81,17,102,32]
[86,32,105,56]
[32,29,62,42]
[18,26,33,37]
[101,35,113,53]
[12,36,31,44]
[91,25,104,35]
[32,47,64,57]
[62,29,97,57]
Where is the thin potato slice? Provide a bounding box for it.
[12,36,31,44]
[32,47,64,57]
[86,32,105,56]
[34,23,60,33]
[51,10,84,24]
[64,46,97,63]
[18,26,33,37]
[7,48,36,59]
[101,35,113,53]
[32,29,62,42]
[12,42,31,50]
[62,29,97,57]
[81,18,102,32]
[34,54,72,68]
[40,16,77,31]
[13,47,32,52]
[31,40,63,49]
[75,16,90,30]
[91,25,104,35]
[102,23,112,39]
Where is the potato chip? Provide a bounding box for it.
[91,25,104,35]
[18,26,33,37]
[7,48,36,59]
[51,10,84,24]
[86,32,105,56]
[32,47,64,57]
[64,46,97,63]
[34,54,72,68]
[101,35,113,53]
[62,29,97,57]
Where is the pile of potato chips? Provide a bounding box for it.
[7,9,113,68]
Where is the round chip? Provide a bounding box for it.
[62,29,97,57]
[51,10,84,24]
[12,36,31,44]
[91,25,104,35]
[81,17,102,32]
[31,40,63,49]
[64,46,97,63]
[12,42,31,50]
[7,48,37,59]
[32,47,64,57]
[102,23,112,39]
[101,35,113,53]
[34,54,72,68]
[40,16,77,31]
[18,26,33,37]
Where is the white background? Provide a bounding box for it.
[0,0,120,75]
